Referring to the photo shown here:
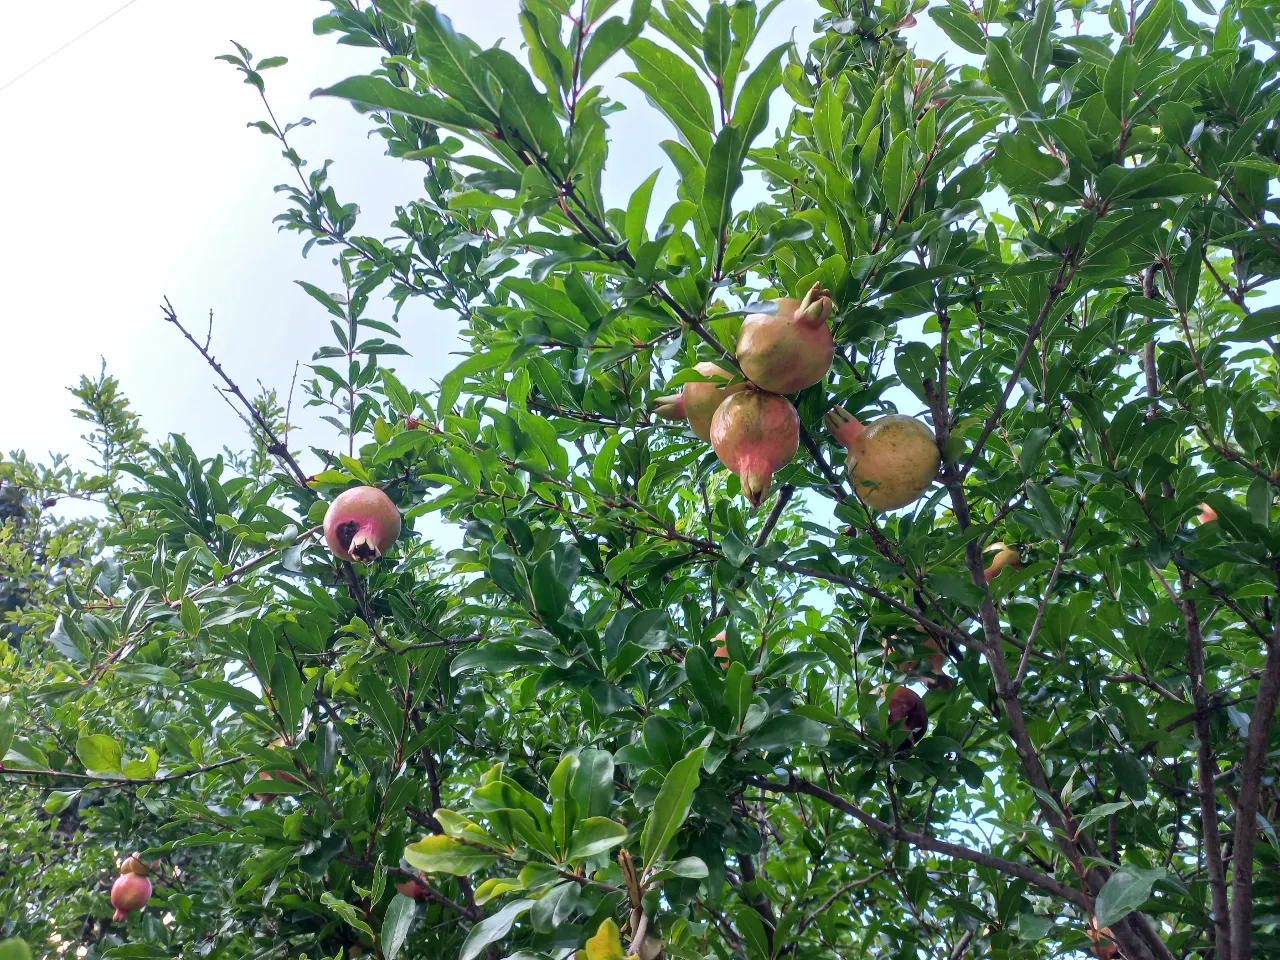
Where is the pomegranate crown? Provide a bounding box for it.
[796,281,834,328]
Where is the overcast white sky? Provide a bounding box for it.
[0,1,958,543]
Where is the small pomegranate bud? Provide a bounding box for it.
[887,686,928,744]
[1198,502,1217,524]
[651,362,745,442]
[825,406,939,511]
[40,497,59,509]
[405,416,423,430]
[110,871,152,922]
[395,879,430,901]
[983,543,1023,582]
[736,283,836,394]
[323,486,402,563]
[710,390,800,509]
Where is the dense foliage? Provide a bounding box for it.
[3,0,1280,958]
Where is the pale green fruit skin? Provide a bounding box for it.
[0,939,32,960]
[845,415,939,510]
[684,362,745,441]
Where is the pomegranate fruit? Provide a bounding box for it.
[1198,502,1217,524]
[825,406,939,510]
[736,283,836,394]
[884,629,950,688]
[110,871,152,922]
[710,389,800,508]
[887,686,928,744]
[396,879,430,901]
[118,853,153,877]
[652,362,746,442]
[323,486,402,563]
[983,543,1023,582]
[712,630,729,664]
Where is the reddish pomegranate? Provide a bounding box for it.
[652,362,746,441]
[323,486,402,563]
[887,686,928,744]
[710,390,799,509]
[983,543,1023,582]
[825,407,939,510]
[396,879,430,901]
[1198,502,1218,524]
[110,871,152,921]
[404,416,423,430]
[736,283,836,394]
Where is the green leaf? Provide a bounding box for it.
[1021,0,1055,83]
[985,37,1043,116]
[1026,483,1066,539]
[881,130,913,215]
[747,714,829,751]
[320,892,375,937]
[1095,865,1165,928]
[623,38,714,159]
[702,124,746,252]
[566,818,628,859]
[928,8,987,54]
[724,661,752,733]
[459,900,534,960]
[404,835,499,875]
[1224,306,1280,342]
[580,0,650,84]
[1104,44,1138,120]
[702,1,731,83]
[76,733,123,774]
[732,44,786,149]
[0,940,33,960]
[641,742,708,866]
[314,75,484,130]
[571,748,616,819]
[626,169,661,254]
[382,894,416,960]
[50,615,90,663]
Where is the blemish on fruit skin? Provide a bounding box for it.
[323,486,402,563]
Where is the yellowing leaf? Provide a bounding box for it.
[585,917,626,960]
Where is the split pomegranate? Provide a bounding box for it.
[736,282,836,394]
[887,686,928,744]
[710,389,800,509]
[110,871,152,922]
[323,486,402,563]
[652,362,745,441]
[825,406,939,510]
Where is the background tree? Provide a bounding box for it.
[3,1,1280,959]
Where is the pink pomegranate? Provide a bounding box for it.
[1198,502,1218,524]
[887,686,927,744]
[736,283,836,394]
[396,879,430,901]
[712,630,729,664]
[110,871,152,921]
[652,362,746,441]
[710,390,799,509]
[825,407,939,511]
[323,486,402,563]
